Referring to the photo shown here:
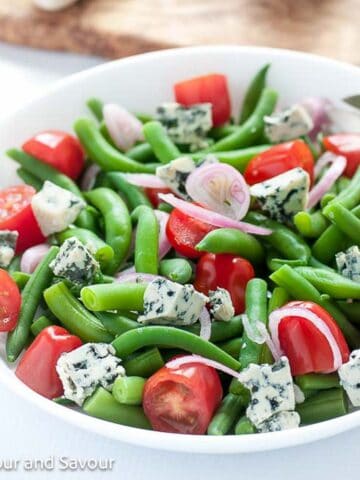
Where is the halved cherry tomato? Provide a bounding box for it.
[144,187,172,208]
[194,253,255,314]
[278,301,350,376]
[23,130,85,180]
[143,361,223,434]
[166,207,215,258]
[244,140,315,185]
[323,133,360,178]
[174,74,231,126]
[0,269,21,332]
[0,185,45,252]
[16,326,82,399]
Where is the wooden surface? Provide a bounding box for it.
[0,0,359,64]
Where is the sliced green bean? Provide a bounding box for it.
[308,256,335,271]
[326,167,360,210]
[17,168,42,191]
[192,145,269,172]
[10,271,30,290]
[143,121,181,164]
[295,373,339,391]
[112,376,146,406]
[336,176,351,192]
[268,287,289,313]
[159,258,192,284]
[337,301,360,324]
[131,205,159,274]
[207,393,245,435]
[86,97,104,121]
[234,415,256,435]
[239,63,270,124]
[266,251,308,272]
[323,203,360,245]
[183,315,243,342]
[30,315,53,336]
[127,142,156,163]
[106,172,152,210]
[216,338,242,359]
[95,311,140,336]
[294,210,329,238]
[81,283,146,312]
[296,389,347,425]
[157,202,173,214]
[135,113,154,124]
[6,246,59,362]
[122,348,164,377]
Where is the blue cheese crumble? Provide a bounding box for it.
[0,230,18,267]
[56,343,124,406]
[138,278,208,326]
[338,349,360,407]
[250,167,310,223]
[264,104,313,143]
[31,181,85,236]
[208,288,234,321]
[336,246,360,283]
[50,237,99,285]
[156,102,212,151]
[239,357,296,427]
[257,411,300,433]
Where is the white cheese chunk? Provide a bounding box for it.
[56,343,124,406]
[156,102,212,151]
[336,246,360,283]
[50,237,99,285]
[264,104,313,143]
[31,181,85,236]
[138,278,208,326]
[338,349,360,407]
[208,288,234,321]
[0,230,18,267]
[156,157,196,199]
[250,167,310,223]
[257,411,300,433]
[239,357,296,427]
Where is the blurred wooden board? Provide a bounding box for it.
[0,0,359,64]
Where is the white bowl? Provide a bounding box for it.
[0,46,359,454]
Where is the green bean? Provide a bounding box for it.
[106,172,152,210]
[216,338,242,359]
[112,326,241,370]
[44,282,113,343]
[56,227,114,271]
[83,387,151,429]
[131,206,159,274]
[294,210,329,238]
[112,376,146,406]
[192,145,269,172]
[270,265,360,348]
[85,188,132,274]
[239,64,270,124]
[326,167,360,209]
[209,88,278,152]
[268,287,289,313]
[6,246,59,362]
[266,251,308,272]
[296,389,347,425]
[81,283,146,312]
[53,396,75,406]
[135,113,153,124]
[308,256,334,271]
[295,373,339,391]
[207,393,245,435]
[234,415,256,435]
[336,176,351,192]
[127,142,156,163]
[74,118,158,173]
[323,203,360,245]
[159,258,193,284]
[7,256,21,274]
[86,97,104,121]
[245,212,311,263]
[183,315,243,342]
[196,228,265,264]
[30,315,53,336]
[95,311,140,336]
[294,266,360,299]
[337,301,360,324]
[10,271,30,290]
[17,168,42,191]
[210,124,236,140]
[122,348,164,377]
[74,206,99,233]
[157,202,173,214]
[143,121,181,164]
[99,121,117,148]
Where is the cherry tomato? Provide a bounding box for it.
[0,269,21,332]
[23,130,85,180]
[244,140,315,185]
[166,208,215,258]
[323,133,360,178]
[16,326,82,399]
[278,301,350,376]
[0,185,45,252]
[194,253,255,314]
[144,187,172,208]
[174,74,231,126]
[143,361,223,434]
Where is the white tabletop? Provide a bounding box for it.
[0,42,359,479]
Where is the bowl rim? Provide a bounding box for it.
[1,45,360,453]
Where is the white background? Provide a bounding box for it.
[0,41,359,478]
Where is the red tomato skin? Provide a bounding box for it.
[15,326,82,399]
[323,134,360,178]
[144,187,172,208]
[166,208,215,258]
[174,74,231,126]
[23,130,85,180]
[143,362,223,434]
[278,301,350,376]
[244,140,315,185]
[0,269,21,332]
[0,185,45,252]
[194,253,255,314]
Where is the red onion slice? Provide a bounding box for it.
[244,318,282,361]
[80,164,101,191]
[199,308,211,341]
[158,193,272,236]
[115,271,160,284]
[103,103,144,151]
[123,174,167,189]
[154,210,172,259]
[308,153,346,209]
[300,97,332,140]
[269,306,343,372]
[166,354,242,380]
[20,243,50,274]
[186,163,250,220]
